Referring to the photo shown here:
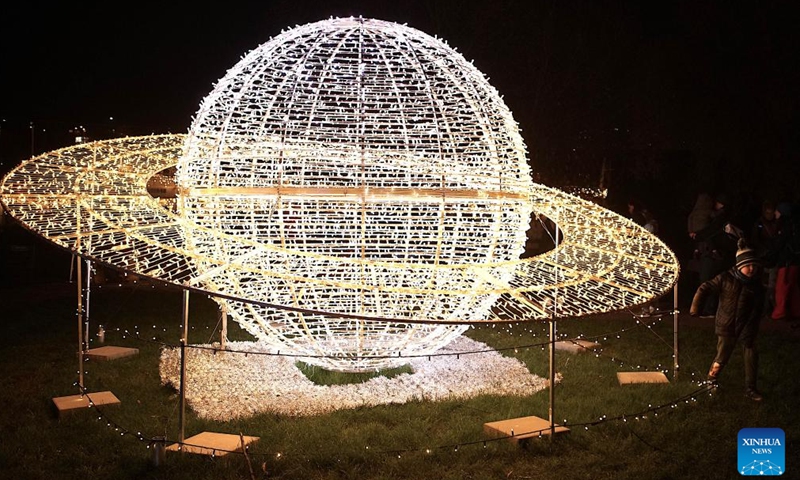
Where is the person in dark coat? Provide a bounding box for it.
[688,193,714,240]
[690,193,739,316]
[627,198,648,227]
[690,239,765,401]
[771,201,800,322]
[749,200,781,313]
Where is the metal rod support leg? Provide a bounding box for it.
[178,289,189,447]
[76,255,84,390]
[548,319,556,438]
[673,281,680,380]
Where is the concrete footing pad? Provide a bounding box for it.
[484,415,569,444]
[616,372,670,385]
[53,391,120,417]
[166,432,259,456]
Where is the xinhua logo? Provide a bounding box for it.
[738,428,785,476]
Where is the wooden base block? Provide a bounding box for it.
[617,372,670,385]
[85,346,139,361]
[484,416,569,444]
[554,339,600,354]
[166,432,259,456]
[53,391,120,417]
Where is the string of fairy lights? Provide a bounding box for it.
[72,315,715,460]
[80,292,667,363]
[71,271,713,458]
[66,264,707,460]
[83,275,703,397]
[73,380,713,458]
[84,285,689,377]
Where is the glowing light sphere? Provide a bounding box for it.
[177,17,534,371]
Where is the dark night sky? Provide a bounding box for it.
[1,1,798,250]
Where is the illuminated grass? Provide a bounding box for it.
[296,362,415,386]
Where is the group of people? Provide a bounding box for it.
[686,193,800,322]
[685,193,800,402]
[627,192,799,402]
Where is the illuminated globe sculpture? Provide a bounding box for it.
[0,17,679,373]
[178,17,533,371]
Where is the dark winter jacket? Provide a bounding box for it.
[694,207,738,264]
[690,268,764,342]
[774,203,800,267]
[688,193,714,234]
[750,214,780,266]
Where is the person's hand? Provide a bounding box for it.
[689,232,697,239]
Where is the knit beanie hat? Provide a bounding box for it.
[735,238,759,269]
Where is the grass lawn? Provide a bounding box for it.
[0,276,797,480]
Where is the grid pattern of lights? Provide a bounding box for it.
[0,18,678,372]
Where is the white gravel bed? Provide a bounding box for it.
[159,336,553,419]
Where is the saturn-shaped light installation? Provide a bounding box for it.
[0,17,679,372]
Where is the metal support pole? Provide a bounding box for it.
[220,303,228,350]
[69,253,76,283]
[673,280,679,380]
[29,121,35,157]
[548,213,560,439]
[76,254,85,390]
[84,259,91,349]
[178,289,189,447]
[74,196,84,391]
[548,318,556,438]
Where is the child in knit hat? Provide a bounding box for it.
[690,239,765,400]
